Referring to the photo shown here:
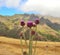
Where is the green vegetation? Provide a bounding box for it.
[39,31,60,42]
[0,14,60,42]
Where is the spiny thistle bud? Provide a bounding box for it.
[31,30,35,35]
[20,32,23,37]
[33,23,36,27]
[27,21,33,28]
[35,19,39,24]
[20,20,25,26]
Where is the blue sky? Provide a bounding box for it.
[0,7,24,16]
[0,0,27,16]
[0,7,39,16]
[0,0,60,17]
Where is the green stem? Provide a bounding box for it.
[29,28,33,55]
[23,27,28,47]
[20,27,24,55]
[34,39,37,55]
[20,37,23,55]
[33,26,37,55]
[23,33,28,47]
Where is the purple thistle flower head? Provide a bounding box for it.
[35,18,39,24]
[27,21,33,28]
[20,20,25,26]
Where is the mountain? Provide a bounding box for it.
[40,17,60,31]
[0,14,60,41]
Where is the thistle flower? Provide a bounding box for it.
[20,20,25,26]
[35,19,39,24]
[27,21,33,28]
[31,30,35,35]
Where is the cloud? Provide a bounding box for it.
[21,0,60,17]
[0,0,60,17]
[5,0,21,8]
[0,0,4,7]
[0,0,22,8]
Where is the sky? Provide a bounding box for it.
[0,0,60,17]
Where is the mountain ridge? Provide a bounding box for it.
[0,14,60,41]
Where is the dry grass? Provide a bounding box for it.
[0,36,60,55]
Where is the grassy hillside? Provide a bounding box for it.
[0,36,60,55]
[0,14,60,41]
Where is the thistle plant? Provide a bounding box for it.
[20,20,25,55]
[27,21,33,55]
[20,19,40,55]
[33,19,40,55]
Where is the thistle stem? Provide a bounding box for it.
[29,28,33,55]
[23,33,28,47]
[34,39,37,55]
[23,27,28,47]
[20,37,23,55]
[33,26,37,55]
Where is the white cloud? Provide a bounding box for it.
[0,0,21,8]
[21,0,60,17]
[0,0,4,7]
[0,0,60,17]
[5,0,21,8]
